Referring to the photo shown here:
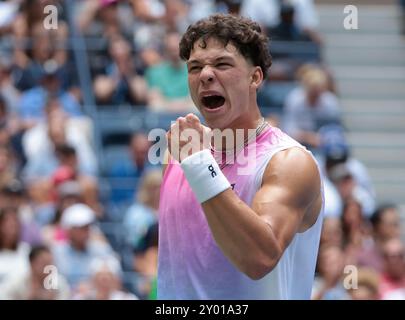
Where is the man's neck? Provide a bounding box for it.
[211,115,264,152]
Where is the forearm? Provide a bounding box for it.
[202,189,281,280]
[176,144,281,279]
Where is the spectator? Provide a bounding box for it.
[145,31,195,112]
[12,0,67,40]
[1,180,42,246]
[22,98,97,178]
[108,132,155,205]
[0,57,20,114]
[41,180,84,245]
[320,217,343,248]
[52,146,101,216]
[322,176,343,218]
[184,0,217,25]
[241,0,321,43]
[312,245,350,300]
[269,3,312,42]
[328,163,376,218]
[341,198,368,247]
[22,98,99,215]
[320,124,375,200]
[93,37,148,107]
[0,91,29,172]
[0,144,17,191]
[0,207,30,288]
[23,140,100,218]
[132,222,158,299]
[130,0,168,51]
[123,169,161,298]
[52,204,117,291]
[74,257,138,300]
[215,0,243,15]
[371,204,402,244]
[0,1,19,38]
[321,125,376,218]
[42,181,107,245]
[1,245,70,300]
[76,0,136,77]
[163,0,190,33]
[240,0,281,31]
[283,67,341,149]
[379,238,405,300]
[340,197,376,269]
[123,169,161,250]
[12,2,72,91]
[352,204,402,273]
[77,0,134,40]
[130,0,189,69]
[18,60,82,125]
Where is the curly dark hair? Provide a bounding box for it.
[179,14,272,78]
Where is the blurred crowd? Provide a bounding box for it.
[0,0,403,300]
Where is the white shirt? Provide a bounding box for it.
[240,0,319,30]
[283,87,341,136]
[0,243,30,289]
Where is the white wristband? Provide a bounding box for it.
[180,149,231,203]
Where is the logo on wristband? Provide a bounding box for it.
[208,165,217,177]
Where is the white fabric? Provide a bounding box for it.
[240,0,319,29]
[322,177,343,218]
[22,117,98,176]
[61,204,95,229]
[181,149,231,203]
[283,87,341,137]
[249,138,324,299]
[158,127,324,299]
[0,243,30,289]
[240,0,279,28]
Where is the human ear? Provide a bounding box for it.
[250,67,263,89]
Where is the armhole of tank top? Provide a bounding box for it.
[255,144,324,234]
[255,143,307,189]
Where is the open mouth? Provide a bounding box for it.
[201,95,225,110]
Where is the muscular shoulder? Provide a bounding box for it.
[263,147,321,209]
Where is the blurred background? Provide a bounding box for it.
[0,0,404,300]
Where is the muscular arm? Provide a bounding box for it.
[201,147,322,279]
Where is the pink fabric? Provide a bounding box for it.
[157,126,320,299]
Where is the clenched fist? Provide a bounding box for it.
[167,113,212,163]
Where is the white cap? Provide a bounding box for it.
[61,203,95,229]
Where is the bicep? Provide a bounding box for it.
[252,183,304,253]
[252,147,321,251]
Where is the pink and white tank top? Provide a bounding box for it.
[158,126,323,299]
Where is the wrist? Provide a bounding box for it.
[180,149,231,203]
